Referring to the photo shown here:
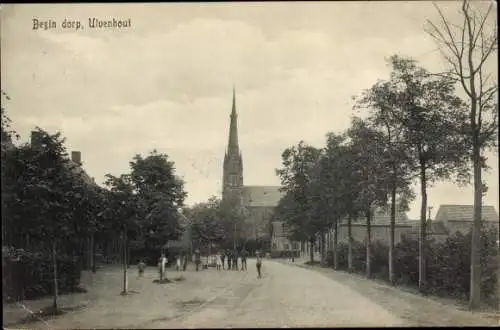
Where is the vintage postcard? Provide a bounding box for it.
[1,2,498,328]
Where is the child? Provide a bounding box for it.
[220,252,226,270]
[237,254,242,271]
[216,253,222,271]
[256,251,263,279]
[137,260,146,278]
[176,255,181,271]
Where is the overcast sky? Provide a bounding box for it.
[1,2,498,219]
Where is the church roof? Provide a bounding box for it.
[435,204,499,223]
[243,186,284,207]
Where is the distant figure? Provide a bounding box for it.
[256,251,263,279]
[227,250,232,270]
[194,249,201,272]
[240,248,248,271]
[220,251,226,270]
[137,260,146,278]
[158,254,167,280]
[232,251,238,270]
[216,253,222,271]
[176,255,181,271]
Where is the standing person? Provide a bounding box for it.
[137,259,146,278]
[220,251,226,270]
[237,251,242,271]
[256,251,263,279]
[232,250,238,270]
[194,249,201,272]
[216,252,222,271]
[227,250,232,271]
[181,251,188,271]
[176,255,181,271]
[240,248,248,271]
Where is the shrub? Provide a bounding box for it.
[327,226,498,305]
[2,247,82,301]
[328,240,366,272]
[426,227,498,300]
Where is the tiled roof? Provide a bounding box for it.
[347,207,409,225]
[435,204,499,223]
[243,186,284,207]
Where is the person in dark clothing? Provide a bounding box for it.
[240,248,248,271]
[232,250,238,270]
[256,251,263,279]
[194,249,201,272]
[227,250,232,270]
[220,251,226,270]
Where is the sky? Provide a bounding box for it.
[1,2,498,219]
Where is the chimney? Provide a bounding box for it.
[71,151,82,165]
[30,131,43,147]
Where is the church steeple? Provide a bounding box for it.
[227,86,239,153]
[222,87,243,205]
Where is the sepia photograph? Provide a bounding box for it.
[1,1,499,328]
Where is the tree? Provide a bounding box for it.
[346,118,389,278]
[129,150,187,250]
[276,141,323,262]
[312,132,351,269]
[2,128,99,311]
[184,197,226,252]
[375,55,468,290]
[1,90,19,150]
[355,56,421,285]
[103,173,139,293]
[426,0,498,309]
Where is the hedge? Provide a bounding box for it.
[2,247,82,302]
[326,226,498,303]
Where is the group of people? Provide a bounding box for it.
[215,248,248,271]
[214,249,262,278]
[138,249,264,279]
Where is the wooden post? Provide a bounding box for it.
[121,229,128,294]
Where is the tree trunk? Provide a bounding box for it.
[121,229,128,294]
[333,220,339,270]
[469,147,483,309]
[366,209,372,278]
[389,182,397,285]
[52,241,59,310]
[91,233,96,273]
[419,160,427,292]
[320,231,326,263]
[348,214,353,272]
[309,236,314,262]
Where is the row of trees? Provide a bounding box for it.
[182,196,254,253]
[275,1,497,309]
[2,95,188,306]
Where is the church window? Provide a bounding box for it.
[284,243,289,250]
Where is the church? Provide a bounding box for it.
[221,88,286,244]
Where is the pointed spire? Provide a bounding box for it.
[228,86,239,153]
[231,85,236,117]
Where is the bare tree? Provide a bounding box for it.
[426,0,498,309]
